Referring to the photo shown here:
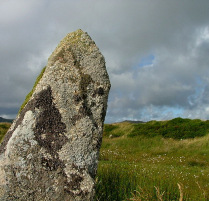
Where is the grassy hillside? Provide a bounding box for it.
[95,118,209,201]
[18,66,46,114]
[0,117,13,123]
[1,118,209,200]
[0,123,11,142]
[104,117,209,139]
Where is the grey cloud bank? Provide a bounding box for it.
[1,0,209,123]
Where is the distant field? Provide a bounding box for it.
[0,122,11,142]
[1,118,209,200]
[95,118,209,201]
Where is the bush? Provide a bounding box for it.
[128,117,209,140]
[103,124,120,137]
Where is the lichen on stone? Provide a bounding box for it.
[33,86,68,171]
[48,29,95,67]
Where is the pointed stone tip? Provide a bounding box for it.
[48,29,94,66]
[75,29,84,33]
[55,29,88,48]
[68,29,85,36]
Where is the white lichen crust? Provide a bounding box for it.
[0,29,110,201]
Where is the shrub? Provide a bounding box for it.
[103,124,120,137]
[128,118,209,140]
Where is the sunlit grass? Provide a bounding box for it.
[1,119,209,200]
[0,123,11,142]
[95,121,209,200]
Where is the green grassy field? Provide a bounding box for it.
[0,122,11,142]
[95,118,209,201]
[1,118,209,200]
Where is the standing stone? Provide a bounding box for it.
[0,29,111,200]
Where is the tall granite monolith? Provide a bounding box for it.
[0,29,111,201]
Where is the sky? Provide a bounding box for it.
[1,0,209,123]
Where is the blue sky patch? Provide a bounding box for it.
[139,54,155,67]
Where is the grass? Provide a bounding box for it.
[129,117,209,139]
[0,122,11,142]
[1,118,209,200]
[18,66,46,114]
[95,119,209,200]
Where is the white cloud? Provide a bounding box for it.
[0,0,43,25]
[1,1,209,122]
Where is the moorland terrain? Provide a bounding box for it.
[1,117,209,200]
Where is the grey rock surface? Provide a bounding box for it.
[0,29,110,201]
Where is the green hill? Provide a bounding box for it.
[0,117,13,123]
[1,118,209,200]
[95,118,209,200]
[0,122,11,142]
[104,117,209,140]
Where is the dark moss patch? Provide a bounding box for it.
[92,87,104,98]
[0,86,68,171]
[41,157,65,171]
[64,163,89,197]
[69,46,93,94]
[69,47,99,127]
[1,86,89,197]
[71,102,93,126]
[70,48,94,126]
[33,86,68,170]
[101,106,107,122]
[79,74,92,94]
[73,94,86,105]
[68,174,83,191]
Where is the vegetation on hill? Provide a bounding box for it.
[95,118,209,200]
[105,117,209,139]
[0,117,13,123]
[0,123,11,142]
[1,118,209,200]
[18,66,46,114]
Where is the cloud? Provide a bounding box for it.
[0,0,42,25]
[1,1,209,123]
